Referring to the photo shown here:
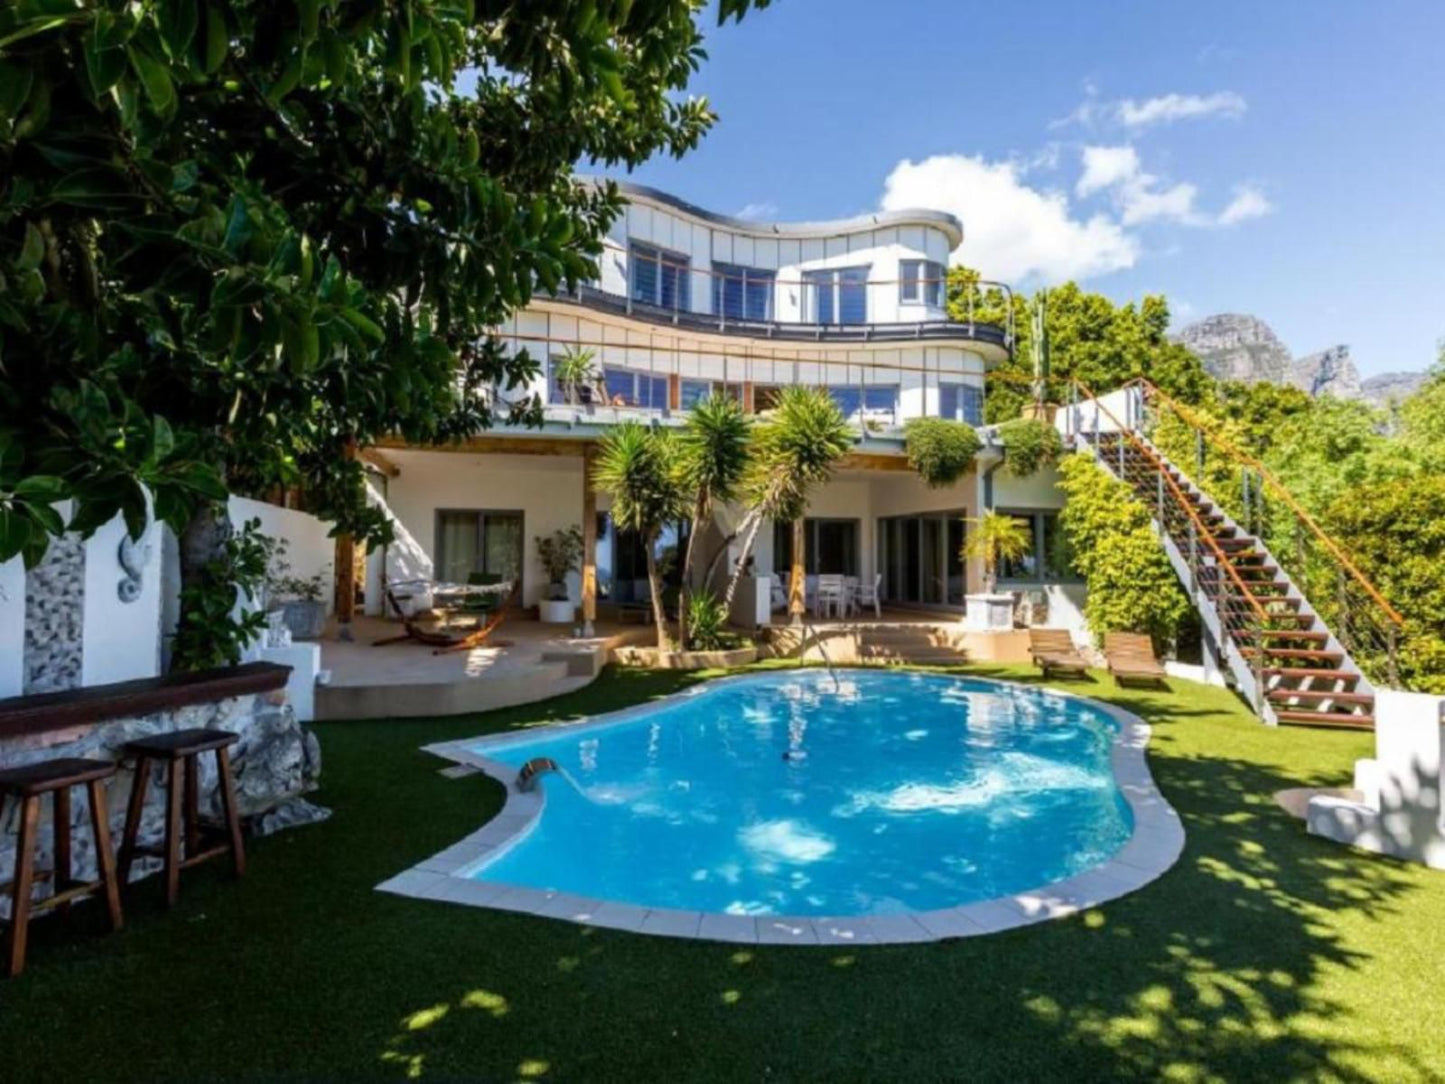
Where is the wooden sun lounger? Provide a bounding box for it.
[1028,629,1090,679]
[373,583,520,655]
[1104,632,1169,687]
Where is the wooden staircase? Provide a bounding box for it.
[1082,426,1375,730]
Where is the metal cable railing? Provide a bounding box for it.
[1068,381,1276,712]
[1132,378,1404,688]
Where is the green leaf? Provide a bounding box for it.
[200,2,227,73]
[340,307,384,344]
[127,45,176,118]
[0,507,33,562]
[157,0,199,60]
[221,194,252,256]
[12,474,66,502]
[151,415,175,462]
[22,499,65,537]
[17,222,44,271]
[48,165,134,209]
[83,21,128,99]
[298,0,320,42]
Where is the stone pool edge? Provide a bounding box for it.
[375,672,1186,946]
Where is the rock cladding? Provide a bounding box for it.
[0,691,327,918]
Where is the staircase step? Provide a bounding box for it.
[1241,647,1345,664]
[1267,688,1374,706]
[1240,629,1332,642]
[1274,710,1375,730]
[1264,667,1361,686]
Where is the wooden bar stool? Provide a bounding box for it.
[0,758,124,977]
[117,729,246,907]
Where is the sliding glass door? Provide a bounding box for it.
[435,510,524,584]
[877,512,966,608]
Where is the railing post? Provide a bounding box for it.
[1117,428,1125,476]
[1336,566,1352,653]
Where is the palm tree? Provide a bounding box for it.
[676,395,752,649]
[715,387,853,618]
[963,511,1033,595]
[592,422,687,649]
[552,347,599,405]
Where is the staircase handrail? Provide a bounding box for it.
[1130,377,1405,628]
[1071,379,1269,627]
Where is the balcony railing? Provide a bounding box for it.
[545,251,1015,350]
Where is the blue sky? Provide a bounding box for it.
[613,0,1445,376]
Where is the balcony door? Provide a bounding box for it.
[435,510,524,585]
[878,512,965,607]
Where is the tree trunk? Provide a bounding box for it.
[173,502,233,673]
[788,517,805,626]
[677,492,709,650]
[720,508,766,610]
[644,536,670,651]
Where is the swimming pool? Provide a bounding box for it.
[386,670,1183,942]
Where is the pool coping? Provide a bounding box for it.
[376,671,1186,945]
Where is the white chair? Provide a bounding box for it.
[815,574,846,619]
[770,574,788,613]
[842,576,860,617]
[856,572,882,619]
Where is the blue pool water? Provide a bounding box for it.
[472,671,1131,916]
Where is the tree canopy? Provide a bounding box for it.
[0,0,768,567]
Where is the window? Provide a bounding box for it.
[630,242,690,311]
[680,379,743,410]
[899,260,945,307]
[803,265,869,324]
[996,510,1077,583]
[773,518,860,576]
[939,382,985,426]
[609,516,690,604]
[828,385,899,425]
[602,367,669,409]
[712,263,774,321]
[435,510,524,585]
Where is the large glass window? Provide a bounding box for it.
[630,242,690,311]
[772,518,859,576]
[601,367,669,409]
[435,510,524,584]
[680,379,744,410]
[712,262,774,321]
[899,259,946,307]
[828,385,899,425]
[996,510,1076,583]
[878,512,966,607]
[803,265,869,324]
[609,517,690,605]
[939,382,985,426]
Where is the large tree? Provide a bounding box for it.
[0,0,768,608]
[948,271,1214,421]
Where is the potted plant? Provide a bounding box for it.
[961,511,1032,631]
[552,347,600,406]
[265,540,332,640]
[535,525,584,623]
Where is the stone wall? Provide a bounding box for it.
[23,534,85,693]
[0,691,327,917]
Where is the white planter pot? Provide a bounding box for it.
[964,592,1015,631]
[539,599,575,624]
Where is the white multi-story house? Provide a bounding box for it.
[364,181,1082,632]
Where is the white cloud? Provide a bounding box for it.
[1076,145,1141,197]
[734,201,779,220]
[1116,91,1246,129]
[880,154,1138,284]
[1217,185,1273,226]
[1076,145,1203,227]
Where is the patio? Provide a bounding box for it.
[315,614,649,720]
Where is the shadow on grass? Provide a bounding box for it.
[2,664,1439,1081]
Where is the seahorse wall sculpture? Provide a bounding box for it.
[117,530,152,603]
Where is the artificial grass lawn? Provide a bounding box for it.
[3,663,1443,1082]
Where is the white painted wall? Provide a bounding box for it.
[81,510,163,687]
[229,496,336,615]
[0,555,24,698]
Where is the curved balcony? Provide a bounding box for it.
[564,283,1014,353]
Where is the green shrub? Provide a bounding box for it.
[1056,454,1189,648]
[685,589,732,651]
[998,417,1063,477]
[903,418,982,488]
